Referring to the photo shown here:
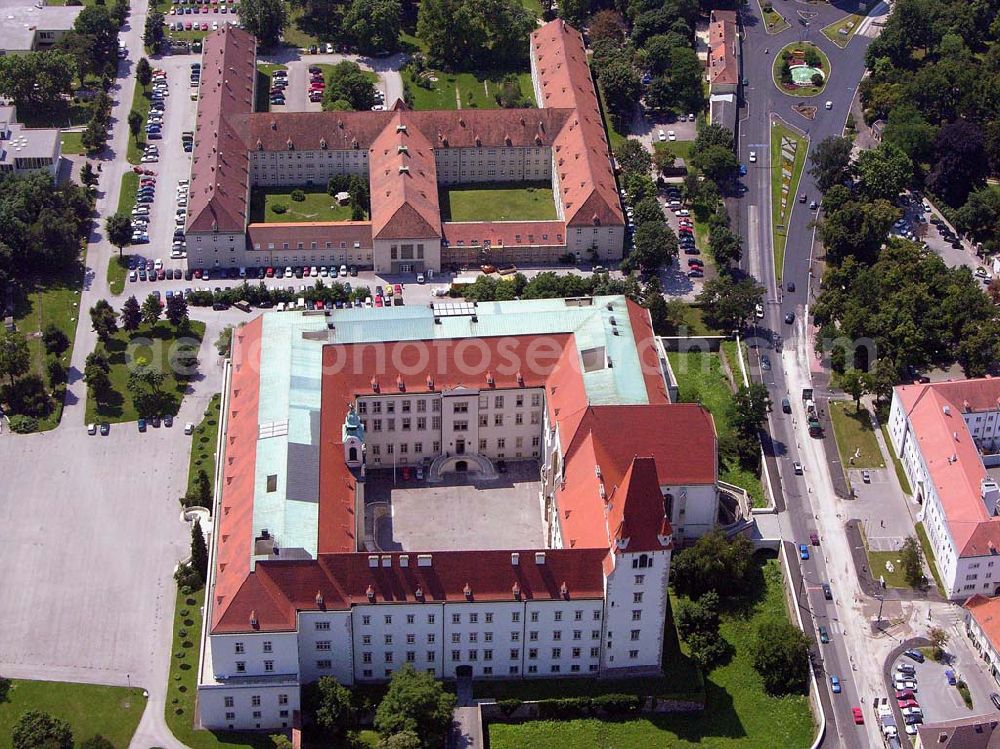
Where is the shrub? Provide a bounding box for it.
[497,699,521,717]
[592,693,642,717]
[42,324,70,355]
[8,414,39,433]
[811,73,824,87]
[271,203,288,214]
[290,189,306,202]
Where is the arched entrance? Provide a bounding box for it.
[348,446,358,462]
[455,460,468,472]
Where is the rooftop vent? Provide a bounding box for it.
[286,138,294,151]
[371,377,379,392]
[464,583,473,600]
[315,591,324,608]
[427,375,434,389]
[512,582,521,600]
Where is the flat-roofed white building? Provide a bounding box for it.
[0,106,61,180]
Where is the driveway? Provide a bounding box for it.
[260,49,405,108]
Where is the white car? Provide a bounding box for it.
[432,287,448,297]
[87,423,97,435]
[657,129,666,142]
[325,42,334,53]
[184,422,195,435]
[749,150,757,163]
[894,680,918,691]
[667,130,676,141]
[901,707,923,718]
[417,273,425,284]
[755,303,764,319]
[825,100,833,110]
[154,258,163,269]
[340,265,348,276]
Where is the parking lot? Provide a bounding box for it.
[892,193,994,283]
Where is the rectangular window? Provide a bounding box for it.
[236,661,246,673]
[407,634,416,644]
[316,641,331,651]
[317,659,332,669]
[235,642,244,654]
[631,629,641,641]
[428,651,436,661]
[262,641,272,653]
[385,634,393,645]
[251,695,261,707]
[225,697,234,708]
[407,614,415,624]
[452,633,461,644]
[531,611,539,622]
[552,648,561,658]
[632,610,642,621]
[264,660,274,672]
[451,650,461,661]
[633,592,644,603]
[553,631,562,641]
[385,652,393,663]
[555,611,563,622]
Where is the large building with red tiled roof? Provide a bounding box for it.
[888,378,1000,599]
[184,21,625,275]
[196,296,719,730]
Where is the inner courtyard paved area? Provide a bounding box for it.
[367,461,544,551]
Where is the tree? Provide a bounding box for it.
[215,326,234,357]
[867,356,898,406]
[80,736,115,749]
[89,299,118,342]
[304,676,355,740]
[141,293,162,326]
[630,220,676,273]
[856,142,912,201]
[165,293,189,327]
[900,535,923,587]
[128,110,142,144]
[752,621,811,695]
[84,359,111,399]
[808,136,853,192]
[693,123,734,154]
[127,363,166,416]
[79,161,99,190]
[240,0,287,46]
[374,665,457,747]
[882,103,937,163]
[670,531,755,600]
[75,5,120,69]
[614,139,652,177]
[709,226,742,269]
[652,145,675,174]
[343,0,401,55]
[11,711,73,749]
[105,212,133,257]
[0,51,76,108]
[588,10,625,45]
[417,0,534,70]
[730,382,771,437]
[42,324,70,356]
[929,626,948,660]
[194,469,212,505]
[322,61,377,111]
[191,518,208,581]
[675,590,729,670]
[0,329,30,386]
[81,117,108,155]
[817,198,899,265]
[120,295,141,331]
[691,145,737,182]
[143,10,165,48]
[927,120,989,207]
[697,274,764,332]
[599,59,640,119]
[840,368,867,408]
[135,57,152,89]
[632,196,664,227]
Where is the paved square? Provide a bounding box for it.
[366,462,544,551]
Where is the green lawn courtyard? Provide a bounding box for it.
[84,320,205,424]
[8,278,83,431]
[107,254,128,295]
[489,556,814,749]
[187,392,221,498]
[829,401,886,470]
[769,119,808,284]
[405,71,535,111]
[59,130,86,156]
[438,182,557,222]
[0,679,145,749]
[248,187,362,223]
[666,350,765,507]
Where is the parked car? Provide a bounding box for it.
[818,625,829,643]
[830,676,841,694]
[851,707,864,724]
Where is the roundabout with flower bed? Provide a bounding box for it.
[772,41,831,98]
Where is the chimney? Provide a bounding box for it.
[560,581,568,599]
[249,610,258,629]
[464,583,473,600]
[512,582,521,600]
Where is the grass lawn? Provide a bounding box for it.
[0,680,145,749]
[879,422,913,495]
[405,70,535,111]
[769,120,807,284]
[127,79,154,165]
[867,548,911,589]
[60,130,86,155]
[186,392,221,498]
[108,254,128,296]
[821,13,865,47]
[661,304,722,337]
[520,0,542,16]
[771,43,831,98]
[248,187,363,223]
[667,350,765,507]
[282,2,319,49]
[915,522,946,596]
[8,278,82,431]
[829,401,885,469]
[439,182,557,222]
[118,171,139,215]
[489,556,814,749]
[596,80,627,152]
[164,584,382,749]
[758,0,790,34]
[84,320,205,424]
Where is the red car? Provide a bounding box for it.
[393,283,403,295]
[194,269,202,279]
[898,699,919,709]
[851,707,864,725]
[401,466,411,480]
[374,296,383,307]
[266,267,274,277]
[895,689,915,700]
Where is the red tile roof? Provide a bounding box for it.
[211,317,264,632]
[369,112,442,240]
[442,221,565,249]
[187,27,256,234]
[247,221,373,251]
[965,594,1000,650]
[531,20,623,227]
[708,10,739,87]
[895,378,1000,557]
[214,548,608,633]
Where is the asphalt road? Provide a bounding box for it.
[735,2,892,746]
